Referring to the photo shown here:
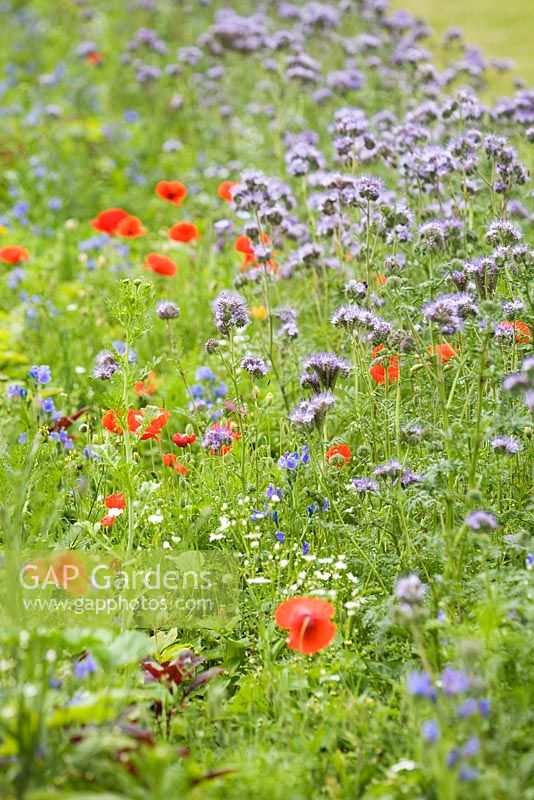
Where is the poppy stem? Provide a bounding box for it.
[122,342,135,555]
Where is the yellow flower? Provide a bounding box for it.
[251,305,268,320]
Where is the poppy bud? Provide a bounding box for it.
[524,427,532,438]
[265,392,273,406]
[252,385,260,400]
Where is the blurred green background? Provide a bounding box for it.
[395,0,534,86]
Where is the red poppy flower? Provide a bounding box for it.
[156,181,187,205]
[162,453,187,475]
[217,181,238,202]
[86,51,102,65]
[370,345,399,384]
[325,444,351,466]
[103,408,170,441]
[135,371,157,396]
[143,252,177,276]
[428,343,458,364]
[102,409,123,434]
[100,493,126,527]
[172,433,196,447]
[90,208,130,235]
[501,320,532,344]
[0,245,29,264]
[127,408,170,440]
[234,232,272,270]
[168,222,200,243]
[275,597,336,654]
[105,493,126,510]
[115,215,147,238]
[235,235,254,255]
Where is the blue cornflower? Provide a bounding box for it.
[196,366,216,382]
[302,541,310,555]
[29,365,51,384]
[7,384,27,398]
[407,671,436,700]
[73,653,98,679]
[275,531,285,543]
[441,667,470,696]
[421,719,440,743]
[457,698,478,718]
[478,699,491,717]
[214,381,228,398]
[190,384,205,398]
[41,398,55,414]
[49,430,74,450]
[462,737,479,757]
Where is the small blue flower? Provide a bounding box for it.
[7,384,26,398]
[29,365,51,384]
[266,483,282,501]
[214,381,228,398]
[278,451,300,470]
[462,737,479,757]
[478,699,490,718]
[112,341,136,362]
[190,384,204,398]
[458,766,479,782]
[457,698,478,719]
[196,366,216,382]
[18,432,27,444]
[83,445,101,461]
[302,541,310,555]
[441,667,470,696]
[447,748,461,768]
[407,671,436,700]
[275,531,285,543]
[73,653,98,679]
[421,719,439,743]
[7,267,25,288]
[123,109,140,123]
[41,398,55,414]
